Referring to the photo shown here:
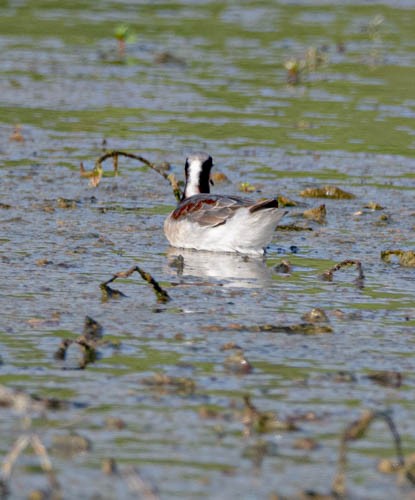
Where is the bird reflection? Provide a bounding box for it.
[166,247,272,288]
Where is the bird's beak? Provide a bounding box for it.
[210,179,214,186]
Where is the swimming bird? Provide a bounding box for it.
[164,153,286,255]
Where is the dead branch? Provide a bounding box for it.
[331,410,404,497]
[81,150,182,201]
[101,265,170,303]
[322,259,364,283]
[1,433,60,497]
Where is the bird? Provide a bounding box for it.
[164,152,287,256]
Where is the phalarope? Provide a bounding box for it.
[164,153,286,255]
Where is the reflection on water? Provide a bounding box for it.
[166,247,272,287]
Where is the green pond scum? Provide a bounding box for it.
[1,1,415,499]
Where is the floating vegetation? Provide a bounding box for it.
[51,433,91,458]
[142,373,196,395]
[293,437,319,451]
[273,259,292,274]
[54,316,104,369]
[284,46,329,85]
[300,185,355,199]
[56,197,79,209]
[101,265,170,303]
[275,223,313,232]
[242,439,279,467]
[364,201,384,210]
[223,350,253,375]
[303,204,326,223]
[204,321,332,335]
[9,125,24,142]
[242,396,298,437]
[277,195,298,207]
[239,181,257,193]
[0,385,67,413]
[366,371,402,388]
[81,151,181,201]
[321,259,365,284]
[154,51,186,66]
[302,308,329,323]
[210,171,229,184]
[381,250,415,267]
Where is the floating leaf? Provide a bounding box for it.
[381,249,415,267]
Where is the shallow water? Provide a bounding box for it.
[1,1,415,499]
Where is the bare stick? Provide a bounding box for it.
[1,435,30,480]
[332,410,405,497]
[101,265,170,303]
[83,150,182,201]
[322,259,364,282]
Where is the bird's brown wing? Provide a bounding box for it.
[171,194,254,227]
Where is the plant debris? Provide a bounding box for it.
[331,410,405,496]
[381,250,415,267]
[275,223,313,232]
[364,201,384,210]
[277,194,298,207]
[54,316,104,369]
[303,204,326,223]
[142,373,196,395]
[273,259,292,274]
[0,385,67,413]
[300,185,355,199]
[154,51,186,66]
[242,395,298,436]
[9,125,25,142]
[239,182,257,193]
[56,197,79,209]
[51,433,91,458]
[366,371,402,388]
[1,434,60,499]
[101,265,170,303]
[203,322,332,335]
[321,259,364,283]
[81,150,181,201]
[210,171,229,184]
[223,350,253,375]
[302,308,329,323]
[242,439,278,467]
[293,437,319,451]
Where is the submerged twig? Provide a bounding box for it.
[322,259,364,283]
[331,410,404,497]
[101,265,170,303]
[81,150,181,201]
